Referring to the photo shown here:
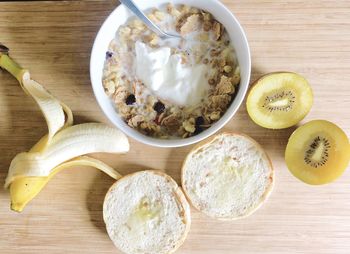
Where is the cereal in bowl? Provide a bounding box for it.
[102,3,240,139]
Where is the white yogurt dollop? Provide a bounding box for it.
[134,41,209,107]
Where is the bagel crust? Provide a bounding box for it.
[182,132,274,220]
[103,170,191,254]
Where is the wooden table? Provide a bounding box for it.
[1,1,350,253]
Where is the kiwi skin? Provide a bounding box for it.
[246,71,313,129]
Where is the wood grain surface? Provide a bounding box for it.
[0,0,350,253]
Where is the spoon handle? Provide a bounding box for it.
[119,0,168,37]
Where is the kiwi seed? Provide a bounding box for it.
[262,90,296,112]
[304,136,331,168]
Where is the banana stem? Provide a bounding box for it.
[0,53,27,84]
[0,44,9,54]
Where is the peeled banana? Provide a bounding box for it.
[0,45,129,212]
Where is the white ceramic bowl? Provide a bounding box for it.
[90,0,251,147]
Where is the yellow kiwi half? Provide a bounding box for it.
[285,120,350,185]
[246,72,313,129]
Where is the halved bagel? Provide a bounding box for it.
[182,133,274,220]
[103,170,191,254]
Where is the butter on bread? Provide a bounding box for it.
[182,133,274,220]
[103,170,191,254]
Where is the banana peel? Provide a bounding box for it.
[0,45,129,212]
[10,156,123,212]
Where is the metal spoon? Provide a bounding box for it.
[119,0,181,40]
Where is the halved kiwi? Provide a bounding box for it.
[246,72,313,129]
[285,120,350,185]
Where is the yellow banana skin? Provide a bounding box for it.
[1,46,127,212]
[10,156,122,212]
[0,53,27,84]
[9,135,55,210]
[10,177,53,213]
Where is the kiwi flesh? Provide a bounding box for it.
[304,136,330,168]
[262,90,296,112]
[285,120,350,185]
[246,72,313,129]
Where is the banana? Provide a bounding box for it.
[5,123,129,188]
[10,156,123,212]
[0,45,129,212]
